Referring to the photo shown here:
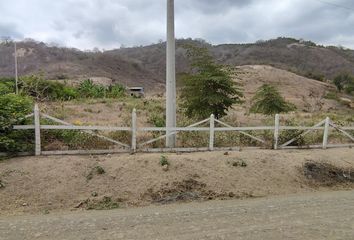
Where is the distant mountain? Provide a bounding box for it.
[1,37,354,91]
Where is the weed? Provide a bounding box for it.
[43,209,50,215]
[86,196,120,210]
[160,155,170,166]
[229,160,248,168]
[86,165,106,181]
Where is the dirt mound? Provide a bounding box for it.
[235,65,339,112]
[144,177,221,204]
[1,149,353,216]
[143,177,252,204]
[303,161,354,186]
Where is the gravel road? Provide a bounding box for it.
[1,190,354,240]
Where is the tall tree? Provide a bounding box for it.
[181,45,243,119]
[250,84,296,115]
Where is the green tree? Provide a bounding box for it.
[250,84,296,115]
[333,73,354,94]
[181,45,243,119]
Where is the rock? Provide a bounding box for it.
[22,203,28,207]
[224,152,229,156]
[162,165,169,172]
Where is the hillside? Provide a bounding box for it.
[0,41,163,90]
[1,38,354,91]
[109,37,354,82]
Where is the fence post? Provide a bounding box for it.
[131,108,137,152]
[209,114,215,151]
[323,117,330,149]
[34,104,41,156]
[274,114,280,150]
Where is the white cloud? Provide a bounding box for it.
[0,0,353,49]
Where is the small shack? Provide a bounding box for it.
[128,87,145,98]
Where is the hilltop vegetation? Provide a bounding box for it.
[1,37,354,91]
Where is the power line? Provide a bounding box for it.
[313,0,354,11]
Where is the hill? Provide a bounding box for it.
[1,37,354,91]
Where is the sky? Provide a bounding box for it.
[1,0,354,50]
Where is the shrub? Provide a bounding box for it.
[0,94,33,152]
[78,80,126,99]
[106,84,126,98]
[77,79,107,98]
[20,75,77,101]
[160,155,170,166]
[250,84,296,115]
[0,78,15,95]
[333,73,354,94]
[148,113,165,127]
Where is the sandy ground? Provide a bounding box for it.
[0,149,353,216]
[1,190,354,240]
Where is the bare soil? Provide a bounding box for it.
[0,148,353,216]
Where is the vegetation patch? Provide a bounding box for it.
[81,196,120,210]
[159,155,170,167]
[0,94,34,153]
[303,161,354,187]
[86,165,106,181]
[227,159,248,168]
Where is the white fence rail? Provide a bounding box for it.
[10,104,354,156]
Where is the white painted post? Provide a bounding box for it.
[274,114,280,150]
[34,104,41,156]
[209,114,215,151]
[166,0,177,148]
[14,42,19,94]
[131,108,137,152]
[323,117,330,149]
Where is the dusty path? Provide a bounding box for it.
[1,190,354,240]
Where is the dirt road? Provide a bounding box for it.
[1,190,354,240]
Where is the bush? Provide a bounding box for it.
[78,79,107,98]
[250,84,296,115]
[0,94,33,152]
[78,80,126,99]
[106,84,126,98]
[333,73,354,94]
[20,75,77,101]
[0,78,15,95]
[160,155,170,166]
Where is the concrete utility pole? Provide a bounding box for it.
[14,42,19,94]
[166,0,177,148]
